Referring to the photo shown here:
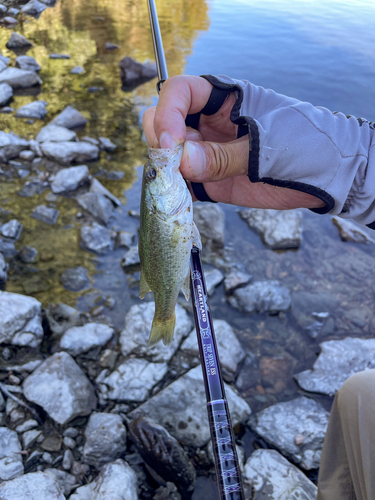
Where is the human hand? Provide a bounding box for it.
[142,75,325,210]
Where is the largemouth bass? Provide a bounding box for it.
[139,145,201,346]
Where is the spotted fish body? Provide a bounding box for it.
[139,145,201,346]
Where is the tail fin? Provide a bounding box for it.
[148,314,176,347]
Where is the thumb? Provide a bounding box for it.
[180,137,249,182]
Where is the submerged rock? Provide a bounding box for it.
[89,177,121,206]
[99,137,116,151]
[0,427,24,481]
[49,54,71,59]
[6,32,33,51]
[70,66,84,74]
[224,268,252,293]
[60,323,114,356]
[295,337,375,396]
[76,192,114,225]
[0,67,41,88]
[1,219,22,239]
[31,205,59,224]
[248,396,329,470]
[0,83,13,107]
[23,351,97,425]
[36,124,76,143]
[51,165,90,194]
[80,221,115,254]
[15,100,47,119]
[18,246,38,263]
[193,203,225,248]
[0,252,8,285]
[21,0,46,17]
[0,131,29,162]
[235,353,260,392]
[0,471,65,499]
[41,141,99,164]
[119,56,157,89]
[15,55,41,72]
[228,280,291,314]
[51,105,87,129]
[60,266,90,291]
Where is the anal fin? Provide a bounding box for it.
[139,272,152,299]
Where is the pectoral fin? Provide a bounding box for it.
[181,270,190,301]
[139,272,151,299]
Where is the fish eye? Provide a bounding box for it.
[147,168,157,181]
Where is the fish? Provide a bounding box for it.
[139,145,202,346]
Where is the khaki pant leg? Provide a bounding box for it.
[317,369,375,500]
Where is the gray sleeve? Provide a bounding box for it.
[202,74,375,227]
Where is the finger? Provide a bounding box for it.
[186,127,202,142]
[142,106,159,147]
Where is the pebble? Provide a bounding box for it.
[18,245,38,263]
[15,55,40,72]
[80,221,115,254]
[15,100,47,119]
[0,131,29,163]
[51,165,91,194]
[3,16,18,25]
[15,419,38,433]
[21,0,46,17]
[0,83,13,107]
[36,124,77,143]
[1,219,22,239]
[76,192,114,225]
[60,323,114,356]
[41,435,62,452]
[63,427,79,438]
[23,429,43,448]
[99,137,116,151]
[63,436,76,448]
[42,452,53,463]
[51,105,87,129]
[228,280,291,313]
[49,54,71,59]
[19,150,35,161]
[31,204,59,224]
[41,141,99,164]
[6,32,33,50]
[193,202,225,247]
[7,7,20,16]
[105,42,120,50]
[0,471,65,500]
[62,449,74,470]
[18,180,46,197]
[0,106,13,114]
[60,266,90,292]
[0,238,16,258]
[70,66,84,74]
[0,427,24,481]
[0,252,8,285]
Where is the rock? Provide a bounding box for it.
[332,216,375,243]
[51,165,90,194]
[15,55,40,72]
[51,105,87,129]
[63,436,75,448]
[239,208,303,249]
[0,427,24,481]
[120,302,192,363]
[41,436,62,451]
[259,356,294,393]
[248,396,329,470]
[0,131,29,162]
[18,180,46,197]
[193,203,225,248]
[154,483,181,500]
[82,137,99,146]
[119,56,157,89]
[100,358,168,403]
[76,192,114,225]
[60,266,90,291]
[228,280,291,314]
[129,365,251,447]
[49,54,71,59]
[105,43,120,50]
[0,59,8,73]
[15,419,38,433]
[0,67,41,88]
[224,268,252,293]
[0,291,43,347]
[70,459,138,500]
[204,268,224,295]
[15,100,47,119]
[295,337,375,396]
[23,351,97,425]
[81,222,115,254]
[82,413,127,469]
[117,231,135,249]
[0,471,65,499]
[121,245,140,272]
[70,66,84,74]
[31,205,59,224]
[62,449,74,470]
[23,429,43,448]
[60,323,114,356]
[0,238,16,258]
[0,3,6,13]
[0,83,13,107]
[19,150,35,161]
[46,302,81,336]
[21,0,46,17]
[41,141,99,164]
[44,469,77,496]
[89,178,121,206]
[7,8,20,16]
[181,319,246,382]
[99,137,116,151]
[243,449,317,500]
[36,124,76,143]
[129,417,196,496]
[3,16,18,26]
[1,219,22,239]
[6,33,33,51]
[0,252,8,285]
[4,359,42,373]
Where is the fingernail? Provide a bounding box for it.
[186,129,201,142]
[185,141,206,178]
[160,131,178,149]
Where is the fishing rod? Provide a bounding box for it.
[146,2,245,498]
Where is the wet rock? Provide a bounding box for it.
[105,42,120,50]
[228,280,291,314]
[61,266,90,291]
[248,396,329,470]
[3,16,18,26]
[6,33,33,51]
[119,56,157,89]
[60,323,114,356]
[23,351,97,425]
[101,358,168,403]
[0,252,8,285]
[332,216,375,243]
[204,268,224,295]
[239,208,303,249]
[259,355,294,393]
[46,302,81,336]
[89,178,121,206]
[224,268,252,293]
[0,131,29,162]
[36,124,76,143]
[15,55,40,73]
[44,469,77,496]
[0,471,65,499]
[81,221,115,254]
[129,417,196,496]
[120,302,192,363]
[51,165,90,194]
[15,100,47,119]
[0,291,43,347]
[0,68,41,88]
[0,83,13,107]
[154,483,181,500]
[76,192,114,225]
[31,204,59,224]
[0,3,6,13]
[71,66,84,74]
[121,245,140,272]
[21,0,46,17]
[193,203,225,248]
[49,54,71,59]
[129,365,251,447]
[243,449,317,500]
[70,459,138,500]
[295,337,375,396]
[1,219,22,240]
[99,137,116,152]
[117,231,135,249]
[0,106,14,114]
[0,238,16,258]
[19,150,35,161]
[51,105,87,129]
[181,319,246,382]
[82,413,127,468]
[0,427,24,481]
[41,141,99,164]
[18,180,46,197]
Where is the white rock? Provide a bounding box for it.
[51,165,90,194]
[0,471,65,500]
[228,280,291,313]
[71,66,84,74]
[193,203,225,247]
[204,268,224,295]
[0,131,29,162]
[224,268,252,293]
[15,100,47,119]
[36,124,76,142]
[1,219,22,239]
[19,150,35,161]
[51,105,87,129]
[23,429,43,448]
[99,137,116,152]
[90,178,121,206]
[332,216,375,243]
[15,55,40,73]
[0,427,24,481]
[76,192,114,225]
[0,68,41,89]
[81,222,115,254]
[21,0,46,17]
[44,469,77,496]
[121,245,140,271]
[15,419,38,433]
[0,83,13,106]
[41,141,99,164]
[60,323,114,356]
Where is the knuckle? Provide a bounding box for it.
[207,143,230,180]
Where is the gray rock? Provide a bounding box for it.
[193,203,225,247]
[105,43,119,50]
[63,436,75,448]
[29,139,43,157]
[181,319,246,382]
[0,291,43,347]
[121,245,140,272]
[117,231,134,248]
[243,449,317,500]
[36,124,76,143]
[119,56,157,88]
[18,180,46,197]
[23,351,97,425]
[49,54,71,59]
[44,469,77,496]
[51,106,87,129]
[41,141,99,164]
[0,59,8,72]
[46,302,81,336]
[101,358,168,403]
[99,137,116,152]
[239,208,303,249]
[6,8,20,16]
[4,359,42,373]
[89,178,121,207]
[295,337,375,396]
[23,429,43,448]
[31,205,59,224]
[18,246,37,263]
[60,323,114,356]
[61,266,89,291]
[0,3,6,13]
[0,471,65,499]
[82,137,99,146]
[15,55,40,72]
[81,222,115,254]
[70,66,84,74]
[129,365,251,447]
[235,353,260,391]
[70,459,138,500]
[0,83,13,107]
[19,150,35,161]
[3,16,18,26]
[15,419,38,433]
[332,216,375,243]
[120,302,192,362]
[62,449,74,470]
[0,427,24,481]
[76,192,114,225]
[0,252,8,285]
[1,219,22,239]
[83,413,127,468]
[224,268,252,293]
[229,280,291,314]
[0,131,29,162]
[21,0,46,17]
[0,68,41,88]
[248,397,329,470]
[204,268,224,295]
[0,239,16,258]
[51,165,90,194]
[6,33,33,50]
[15,100,47,119]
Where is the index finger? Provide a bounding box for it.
[154,75,213,149]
